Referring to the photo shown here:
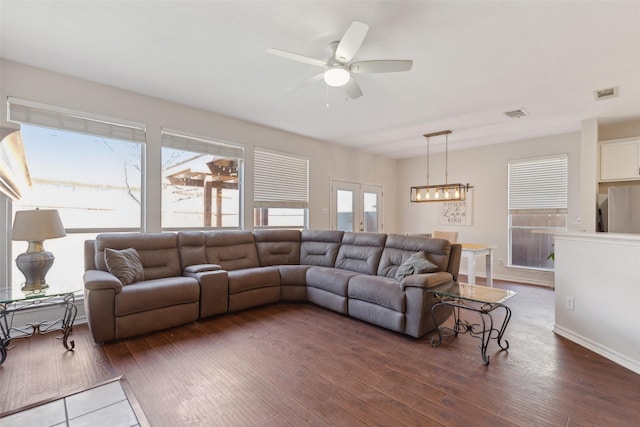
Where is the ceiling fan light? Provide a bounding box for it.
[324,67,350,87]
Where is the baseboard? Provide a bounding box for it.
[553,324,640,375]
[459,269,555,287]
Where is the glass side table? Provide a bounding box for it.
[428,281,516,365]
[0,284,80,365]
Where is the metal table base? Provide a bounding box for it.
[0,291,77,365]
[430,297,512,365]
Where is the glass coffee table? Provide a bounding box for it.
[0,284,79,365]
[429,281,516,365]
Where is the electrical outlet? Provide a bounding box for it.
[566,296,575,311]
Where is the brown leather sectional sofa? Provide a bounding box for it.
[83,230,461,343]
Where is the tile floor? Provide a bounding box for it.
[1,379,142,427]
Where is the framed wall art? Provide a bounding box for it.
[439,189,473,226]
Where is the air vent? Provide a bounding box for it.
[504,108,528,119]
[595,87,618,101]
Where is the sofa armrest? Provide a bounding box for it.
[83,269,123,293]
[183,264,221,274]
[184,269,229,318]
[83,271,119,343]
[400,271,453,290]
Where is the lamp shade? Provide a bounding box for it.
[12,209,66,241]
[324,67,350,87]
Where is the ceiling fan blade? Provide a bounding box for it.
[344,76,363,99]
[266,48,327,67]
[335,21,369,63]
[285,73,324,92]
[350,60,413,73]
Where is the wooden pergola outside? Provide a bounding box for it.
[165,158,238,227]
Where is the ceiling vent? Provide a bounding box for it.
[595,87,619,101]
[504,108,528,119]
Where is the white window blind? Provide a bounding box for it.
[7,97,146,143]
[254,148,309,209]
[161,128,244,158]
[508,155,568,211]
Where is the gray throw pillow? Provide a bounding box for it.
[104,247,145,286]
[395,251,439,281]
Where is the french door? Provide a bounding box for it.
[331,180,383,232]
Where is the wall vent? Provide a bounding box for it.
[504,108,528,119]
[594,86,618,101]
[595,87,619,101]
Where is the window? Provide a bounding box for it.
[254,148,309,229]
[5,98,145,288]
[508,154,568,270]
[161,129,243,229]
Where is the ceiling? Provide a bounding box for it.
[1,1,639,159]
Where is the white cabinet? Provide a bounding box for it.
[600,138,640,181]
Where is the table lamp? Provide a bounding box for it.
[11,208,66,291]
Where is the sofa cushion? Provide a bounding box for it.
[394,252,439,280]
[348,275,406,312]
[254,229,301,266]
[104,247,144,286]
[277,265,309,286]
[203,231,260,271]
[335,232,386,275]
[300,230,343,266]
[115,276,200,316]
[227,266,280,295]
[306,266,357,297]
[94,232,182,280]
[378,234,451,279]
[178,231,207,267]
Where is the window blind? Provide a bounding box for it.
[508,154,568,211]
[254,148,309,209]
[161,129,244,159]
[7,97,146,143]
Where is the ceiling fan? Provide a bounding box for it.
[266,21,413,99]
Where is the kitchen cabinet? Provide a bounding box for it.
[600,137,640,181]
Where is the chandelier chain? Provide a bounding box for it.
[426,136,430,186]
[445,133,449,185]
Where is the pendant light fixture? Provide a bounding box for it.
[410,130,471,203]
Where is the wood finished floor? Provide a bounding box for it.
[1,280,639,426]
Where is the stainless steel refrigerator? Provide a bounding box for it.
[607,186,640,234]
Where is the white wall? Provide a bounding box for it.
[554,232,640,374]
[600,119,640,141]
[396,132,582,286]
[0,59,398,233]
